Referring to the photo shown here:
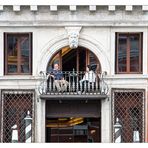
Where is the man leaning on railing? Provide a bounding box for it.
[48,63,68,92]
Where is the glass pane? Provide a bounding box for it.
[8,65,17,73]
[51,128,59,134]
[89,51,96,66]
[89,51,100,72]
[50,136,59,142]
[79,48,86,71]
[7,35,18,73]
[59,128,73,134]
[20,35,30,73]
[62,48,77,71]
[47,52,60,72]
[59,135,74,142]
[118,35,127,72]
[130,34,140,72]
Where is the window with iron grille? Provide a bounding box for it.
[115,33,143,74]
[0,90,35,143]
[112,89,145,143]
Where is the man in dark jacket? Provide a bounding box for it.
[49,63,68,92]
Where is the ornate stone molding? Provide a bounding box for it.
[0,4,148,12]
[38,33,110,74]
[65,27,82,49]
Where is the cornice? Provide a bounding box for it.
[0,0,148,12]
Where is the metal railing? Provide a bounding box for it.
[38,70,109,95]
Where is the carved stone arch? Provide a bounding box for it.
[79,34,111,73]
[37,34,110,75]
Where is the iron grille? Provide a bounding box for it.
[112,89,145,143]
[0,90,35,143]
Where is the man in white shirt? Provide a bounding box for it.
[79,65,96,93]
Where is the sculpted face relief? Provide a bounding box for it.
[65,27,82,49]
[69,32,79,49]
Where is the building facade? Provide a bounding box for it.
[0,0,148,143]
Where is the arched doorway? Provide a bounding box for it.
[45,46,102,143]
[46,46,101,72]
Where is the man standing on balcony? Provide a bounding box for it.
[48,63,68,92]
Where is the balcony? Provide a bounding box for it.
[38,70,109,100]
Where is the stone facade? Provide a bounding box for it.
[0,1,148,142]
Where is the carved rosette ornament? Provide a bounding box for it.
[65,27,82,49]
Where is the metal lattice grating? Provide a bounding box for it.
[112,89,145,143]
[0,90,35,143]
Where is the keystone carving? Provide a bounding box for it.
[65,27,82,49]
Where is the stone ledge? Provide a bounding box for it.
[0,21,148,27]
[40,94,107,100]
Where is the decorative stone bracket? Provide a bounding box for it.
[65,27,82,49]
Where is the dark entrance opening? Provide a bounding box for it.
[47,46,101,72]
[62,47,86,72]
[46,117,101,143]
[45,100,101,143]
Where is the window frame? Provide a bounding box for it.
[4,32,32,75]
[115,32,143,74]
